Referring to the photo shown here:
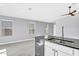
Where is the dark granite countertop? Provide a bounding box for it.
[46,36,79,50]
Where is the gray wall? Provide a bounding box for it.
[0,19,30,43]
[54,14,79,39]
[35,22,47,36]
[0,16,54,43]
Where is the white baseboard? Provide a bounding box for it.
[0,38,35,45]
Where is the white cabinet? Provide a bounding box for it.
[56,44,74,56]
[45,41,55,56]
[45,45,55,56]
[74,49,79,56]
[45,40,74,56]
[58,51,70,56]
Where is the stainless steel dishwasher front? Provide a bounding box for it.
[35,36,45,56]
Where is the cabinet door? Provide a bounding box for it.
[74,49,79,56]
[45,45,55,56]
[56,43,74,56]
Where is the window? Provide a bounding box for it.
[1,21,12,36]
[28,23,35,35]
[45,24,49,34]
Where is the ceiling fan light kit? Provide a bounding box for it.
[69,6,71,8]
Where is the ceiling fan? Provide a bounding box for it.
[62,6,78,16]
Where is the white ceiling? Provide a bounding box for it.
[0,3,79,22]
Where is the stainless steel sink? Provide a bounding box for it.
[35,36,44,56]
[54,39,61,43]
[54,39,74,44]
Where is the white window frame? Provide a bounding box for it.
[1,19,13,37]
[28,22,36,36]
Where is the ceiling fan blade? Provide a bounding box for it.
[74,11,79,15]
[77,11,79,14]
[71,10,77,13]
[71,13,75,16]
[62,14,69,16]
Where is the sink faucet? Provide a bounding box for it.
[60,26,64,43]
[62,26,64,40]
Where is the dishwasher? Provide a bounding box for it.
[35,36,45,56]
